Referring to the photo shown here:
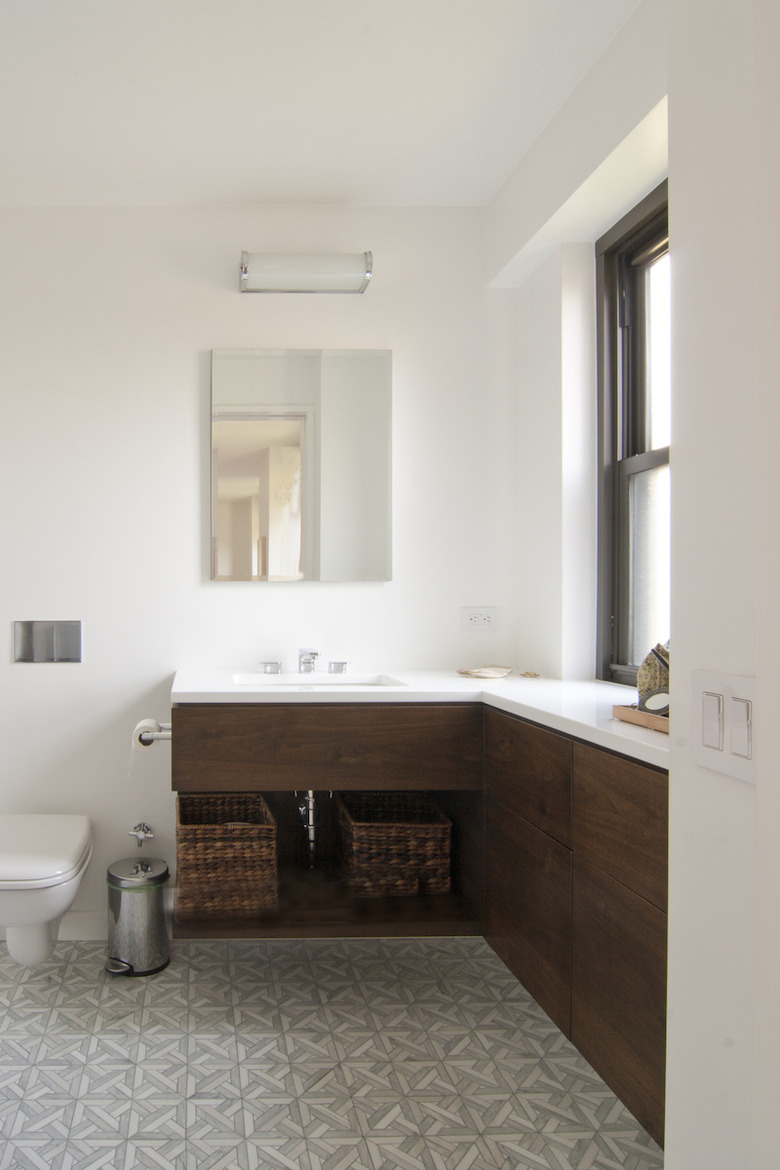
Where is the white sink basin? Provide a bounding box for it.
[232,672,406,688]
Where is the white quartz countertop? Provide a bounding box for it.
[171,670,669,770]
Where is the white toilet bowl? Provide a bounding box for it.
[0,815,93,966]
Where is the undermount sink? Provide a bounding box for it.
[232,672,406,687]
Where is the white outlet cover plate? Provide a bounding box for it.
[691,670,756,784]
[460,607,499,631]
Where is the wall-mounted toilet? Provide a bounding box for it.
[0,815,93,966]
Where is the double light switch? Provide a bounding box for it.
[692,670,755,784]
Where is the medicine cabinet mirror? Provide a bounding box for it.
[211,349,391,581]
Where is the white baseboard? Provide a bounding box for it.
[1,889,176,944]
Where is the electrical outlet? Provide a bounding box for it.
[461,607,499,631]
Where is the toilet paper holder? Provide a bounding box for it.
[135,720,172,746]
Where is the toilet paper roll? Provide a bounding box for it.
[133,718,163,748]
[127,719,166,780]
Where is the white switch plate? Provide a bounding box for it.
[691,670,756,784]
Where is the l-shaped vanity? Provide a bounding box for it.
[170,669,669,1144]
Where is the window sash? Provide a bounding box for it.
[596,181,669,684]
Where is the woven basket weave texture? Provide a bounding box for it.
[337,791,451,898]
[176,792,277,919]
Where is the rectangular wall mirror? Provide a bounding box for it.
[211,349,392,581]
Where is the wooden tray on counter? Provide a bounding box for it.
[612,705,669,734]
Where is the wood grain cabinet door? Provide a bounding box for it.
[484,709,572,846]
[571,742,668,1147]
[483,709,573,1034]
[571,856,667,1146]
[572,742,668,912]
[485,804,572,1036]
[172,703,484,792]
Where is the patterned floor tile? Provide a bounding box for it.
[0,1139,71,1170]
[0,937,662,1169]
[69,1095,133,1139]
[0,1095,75,1140]
[126,1096,188,1141]
[119,1139,187,1169]
[241,1139,313,1170]
[186,1096,245,1141]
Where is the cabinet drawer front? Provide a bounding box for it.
[485,807,572,1036]
[172,703,483,792]
[571,856,667,1146]
[484,709,572,846]
[572,742,668,911]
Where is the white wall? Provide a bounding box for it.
[0,205,519,932]
[510,245,596,679]
[666,1,780,1167]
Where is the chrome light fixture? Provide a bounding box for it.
[239,251,372,293]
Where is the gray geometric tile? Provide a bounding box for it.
[126,1096,188,1141]
[69,1095,133,1139]
[1,1096,75,1139]
[0,1139,71,1170]
[0,937,662,1169]
[118,1139,187,1169]
[186,1097,245,1141]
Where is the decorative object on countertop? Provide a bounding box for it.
[337,792,451,898]
[613,642,670,733]
[457,666,513,679]
[175,793,277,919]
[637,642,670,715]
[612,704,670,733]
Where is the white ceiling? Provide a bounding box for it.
[0,0,641,208]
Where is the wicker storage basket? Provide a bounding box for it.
[175,793,277,919]
[337,792,451,898]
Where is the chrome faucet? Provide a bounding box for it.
[298,648,319,674]
[129,822,154,849]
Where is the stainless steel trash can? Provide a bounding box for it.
[105,857,170,975]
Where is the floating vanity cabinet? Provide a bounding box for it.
[171,691,669,1142]
[484,709,573,1035]
[172,703,483,792]
[571,742,668,1147]
[171,702,484,940]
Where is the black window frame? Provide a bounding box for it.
[596,181,669,685]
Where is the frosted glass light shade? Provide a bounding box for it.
[240,251,372,293]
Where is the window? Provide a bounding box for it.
[597,182,669,684]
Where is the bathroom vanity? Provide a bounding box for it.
[170,669,668,1144]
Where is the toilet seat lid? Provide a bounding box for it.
[0,815,92,887]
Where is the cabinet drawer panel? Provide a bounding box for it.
[485,807,572,1036]
[484,709,572,846]
[172,703,483,792]
[572,742,668,911]
[571,856,666,1146]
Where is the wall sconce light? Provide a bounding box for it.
[239,251,372,293]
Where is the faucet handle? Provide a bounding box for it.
[129,822,154,848]
[260,661,282,674]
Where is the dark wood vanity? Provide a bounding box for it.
[171,697,668,1145]
[483,710,667,1145]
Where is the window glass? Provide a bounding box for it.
[627,462,670,667]
[646,253,671,451]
